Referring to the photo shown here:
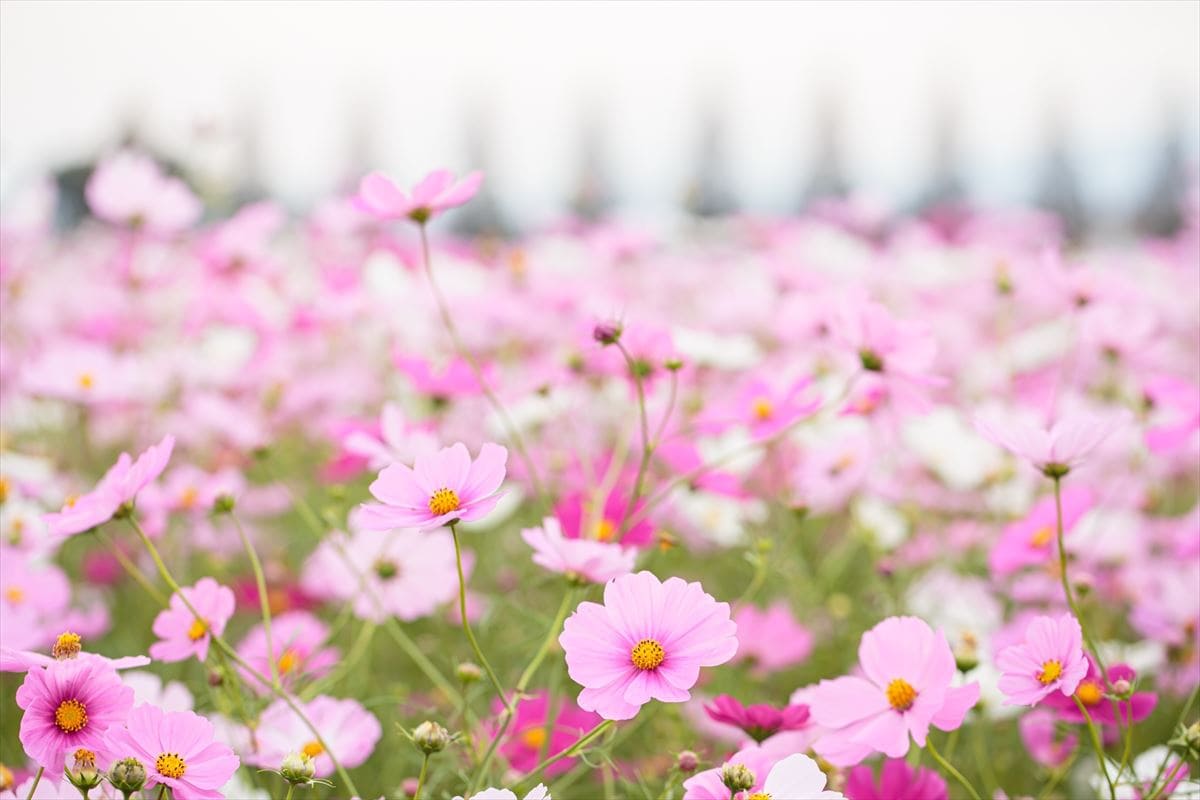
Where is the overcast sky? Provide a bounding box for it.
[2,1,1198,223]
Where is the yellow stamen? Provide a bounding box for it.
[1075,680,1103,706]
[1029,525,1054,548]
[594,519,616,542]
[630,639,665,671]
[55,698,88,733]
[277,648,301,675]
[1038,659,1063,685]
[520,727,547,750]
[155,752,187,779]
[4,586,24,605]
[428,487,461,517]
[0,763,13,791]
[77,372,95,390]
[747,794,772,800]
[187,618,208,641]
[751,397,773,421]
[179,486,199,510]
[53,631,82,660]
[886,678,918,712]
[301,741,324,759]
[72,749,96,769]
[0,476,9,504]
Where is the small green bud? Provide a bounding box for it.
[412,720,451,754]
[65,749,103,793]
[456,662,483,684]
[212,494,236,514]
[721,762,756,793]
[108,757,147,795]
[280,752,317,785]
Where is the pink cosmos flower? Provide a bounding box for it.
[250,695,381,778]
[553,487,654,548]
[702,376,821,439]
[149,578,235,664]
[86,151,202,235]
[358,442,507,532]
[521,517,637,584]
[236,611,340,695]
[490,692,602,778]
[703,695,810,743]
[559,571,738,721]
[810,616,980,766]
[20,342,137,406]
[974,411,1127,477]
[99,704,239,800]
[340,402,438,472]
[833,297,945,413]
[731,602,814,673]
[1041,659,1157,725]
[844,758,948,800]
[457,786,550,800]
[683,749,843,800]
[989,485,1094,577]
[43,434,175,538]
[15,657,134,772]
[1018,709,1077,768]
[355,169,483,223]
[996,613,1088,706]
[394,355,495,400]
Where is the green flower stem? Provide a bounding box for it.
[284,784,295,800]
[228,510,279,688]
[97,528,167,606]
[450,524,512,716]
[1144,682,1199,799]
[613,340,654,537]
[24,766,43,800]
[1052,477,1108,673]
[1074,696,1117,800]
[925,737,982,800]
[413,753,431,800]
[517,719,614,786]
[124,515,360,798]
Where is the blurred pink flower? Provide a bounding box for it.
[731,602,813,673]
[491,691,602,778]
[703,695,810,743]
[683,749,842,800]
[997,613,1088,706]
[236,611,340,695]
[559,571,737,720]
[989,485,1094,577]
[355,169,483,223]
[521,517,636,583]
[1018,709,1077,768]
[86,151,201,235]
[843,758,948,800]
[974,411,1127,477]
[149,577,235,664]
[250,695,381,778]
[1041,660,1157,726]
[358,442,507,531]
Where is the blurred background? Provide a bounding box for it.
[1,0,1198,238]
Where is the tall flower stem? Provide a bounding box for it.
[1052,476,1108,674]
[418,223,546,504]
[613,341,653,535]
[517,719,614,786]
[1074,697,1117,800]
[450,524,512,715]
[123,515,360,798]
[414,753,431,800]
[1144,682,1199,799]
[925,737,982,800]
[227,509,279,688]
[23,766,43,800]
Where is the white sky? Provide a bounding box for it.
[2,1,1198,222]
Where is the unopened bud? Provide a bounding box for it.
[280,752,317,785]
[677,750,699,773]
[721,762,756,793]
[1170,720,1200,762]
[212,494,236,514]
[66,749,102,793]
[412,720,450,754]
[1111,679,1132,698]
[52,631,82,660]
[402,777,420,797]
[455,662,482,684]
[108,757,147,795]
[593,322,623,346]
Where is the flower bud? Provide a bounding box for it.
[212,494,236,514]
[455,662,482,684]
[412,720,450,754]
[66,749,103,794]
[280,752,317,785]
[52,631,82,660]
[1169,720,1200,762]
[108,757,147,796]
[1111,679,1132,698]
[721,762,756,793]
[402,777,420,797]
[593,322,623,346]
[677,750,699,773]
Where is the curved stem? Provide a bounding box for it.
[1052,477,1108,674]
[1074,696,1116,800]
[96,528,167,606]
[925,737,982,800]
[450,525,512,715]
[414,753,430,800]
[517,719,614,786]
[23,766,43,800]
[613,341,652,536]
[229,510,279,688]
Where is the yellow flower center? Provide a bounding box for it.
[594,519,616,541]
[179,486,199,510]
[187,618,208,641]
[155,752,187,780]
[751,397,774,421]
[428,487,461,517]
[1029,525,1054,548]
[1075,680,1103,706]
[4,586,24,605]
[301,740,325,759]
[630,639,665,671]
[78,372,95,390]
[1038,659,1064,685]
[55,698,88,733]
[53,631,82,659]
[886,678,918,711]
[0,476,9,504]
[747,794,772,800]
[72,749,96,769]
[64,495,79,509]
[277,648,301,675]
[521,727,547,750]
[0,763,13,791]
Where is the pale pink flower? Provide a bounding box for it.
[149,578,235,664]
[1018,709,1077,767]
[989,486,1094,577]
[731,602,813,673]
[358,442,507,531]
[250,695,381,778]
[559,571,737,721]
[810,616,980,766]
[236,611,339,694]
[355,169,483,223]
[974,411,1127,477]
[521,517,636,584]
[86,151,202,234]
[996,613,1088,706]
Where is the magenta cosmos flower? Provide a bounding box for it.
[989,485,1094,577]
[490,691,602,778]
[43,434,175,538]
[996,613,1088,707]
[149,578,235,664]
[358,442,507,532]
[704,695,810,744]
[355,169,483,223]
[843,758,948,800]
[810,616,980,766]
[15,657,134,772]
[559,571,738,721]
[236,611,339,695]
[250,695,381,778]
[521,517,637,584]
[100,704,239,800]
[1042,660,1157,725]
[974,411,1126,478]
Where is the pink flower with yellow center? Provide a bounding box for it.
[996,613,1089,707]
[149,578,235,664]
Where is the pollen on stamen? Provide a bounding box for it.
[751,397,773,420]
[155,752,187,779]
[277,648,301,675]
[55,698,88,733]
[52,631,82,660]
[428,487,461,517]
[521,727,547,750]
[1038,659,1063,685]
[187,618,208,641]
[301,740,324,758]
[886,677,918,711]
[1075,680,1103,705]
[630,638,665,671]
[1029,526,1054,548]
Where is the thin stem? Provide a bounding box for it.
[125,515,360,798]
[613,341,652,535]
[925,737,983,800]
[24,766,43,800]
[284,784,295,800]
[228,510,279,688]
[418,223,546,504]
[414,753,431,800]
[1144,682,1199,799]
[517,719,614,786]
[450,525,512,715]
[1052,477,1108,675]
[1074,696,1116,800]
[97,528,168,606]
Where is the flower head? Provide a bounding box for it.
[358,442,507,532]
[15,657,134,772]
[99,704,239,800]
[997,613,1089,706]
[843,758,948,800]
[703,695,810,743]
[236,611,339,694]
[355,169,483,223]
[683,749,843,800]
[86,151,202,235]
[490,692,601,778]
[521,517,636,584]
[989,485,1094,577]
[149,578,235,664]
[559,571,737,721]
[1041,659,1157,725]
[974,411,1127,478]
[250,695,381,778]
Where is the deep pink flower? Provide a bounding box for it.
[997,613,1089,706]
[100,704,239,800]
[358,442,507,532]
[355,169,483,223]
[731,602,814,673]
[559,571,738,721]
[521,517,636,584]
[1041,659,1157,725]
[236,611,339,695]
[1018,709,1077,768]
[844,758,948,800]
[43,434,175,538]
[989,486,1094,577]
[974,411,1127,477]
[149,578,235,664]
[554,487,654,548]
[490,692,602,778]
[703,695,810,743]
[86,151,202,235]
[250,695,381,778]
[15,657,134,772]
[810,616,980,765]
